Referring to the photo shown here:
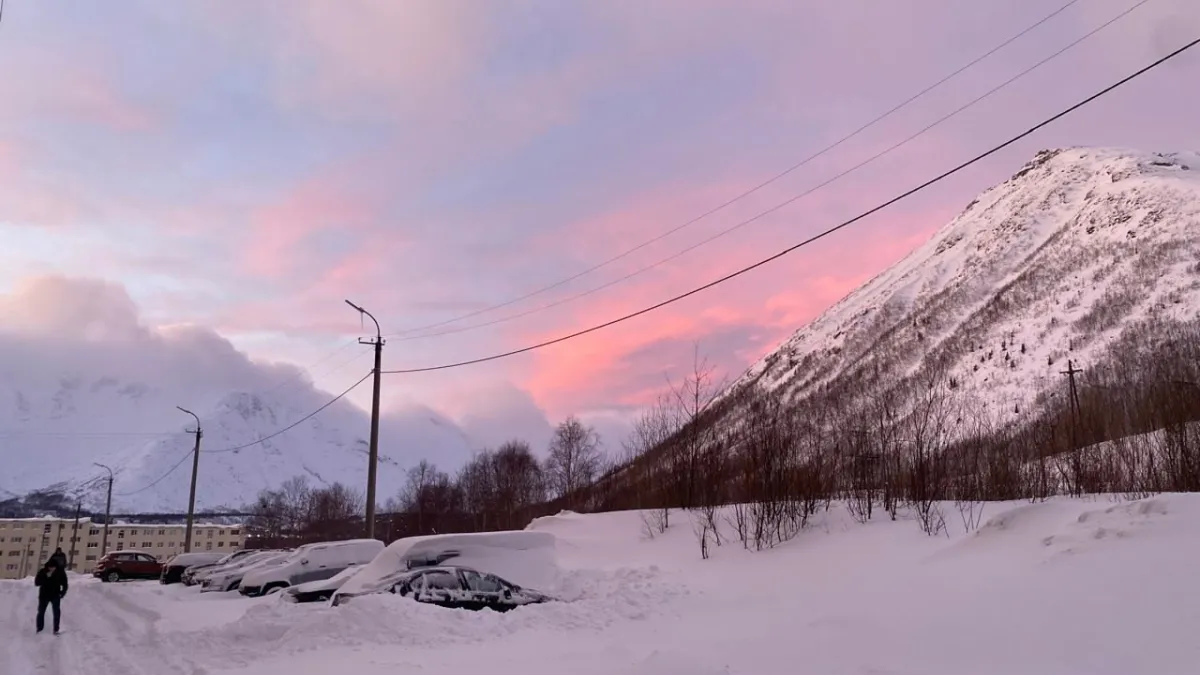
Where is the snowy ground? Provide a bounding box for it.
[3,496,1200,675]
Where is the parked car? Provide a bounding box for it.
[201,550,291,593]
[160,552,226,585]
[240,538,383,597]
[281,565,364,604]
[330,564,552,611]
[94,550,163,582]
[183,549,258,586]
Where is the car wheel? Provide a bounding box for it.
[106,571,121,583]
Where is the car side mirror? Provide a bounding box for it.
[300,559,308,565]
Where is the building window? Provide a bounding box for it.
[218,529,226,535]
[7,551,19,557]
[141,542,151,548]
[205,542,212,550]
[117,531,125,539]
[89,529,100,536]
[86,542,97,548]
[11,537,20,543]
[43,524,52,533]
[116,543,124,551]
[5,564,16,570]
[156,542,164,547]
[158,529,165,535]
[207,530,214,538]
[217,542,225,548]
[85,555,96,561]
[230,529,240,536]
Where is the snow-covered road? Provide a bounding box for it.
[4,496,1200,675]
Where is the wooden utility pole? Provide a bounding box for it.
[178,406,203,552]
[346,299,385,540]
[1061,359,1084,496]
[1062,360,1084,438]
[94,463,114,557]
[69,500,81,570]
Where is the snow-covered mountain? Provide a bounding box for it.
[0,374,477,513]
[732,147,1200,417]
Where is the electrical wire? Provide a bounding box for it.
[385,0,1086,339]
[114,371,373,495]
[381,34,1199,375]
[386,0,1153,345]
[202,371,372,454]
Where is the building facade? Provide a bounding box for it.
[0,516,246,580]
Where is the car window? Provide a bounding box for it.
[138,554,156,563]
[460,569,503,593]
[419,570,461,591]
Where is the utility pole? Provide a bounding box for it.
[1061,359,1084,496]
[69,499,81,570]
[1061,359,1084,436]
[346,299,384,540]
[178,406,203,552]
[93,463,114,557]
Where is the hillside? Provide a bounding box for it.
[733,147,1200,421]
[0,376,478,513]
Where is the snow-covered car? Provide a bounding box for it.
[185,548,262,586]
[280,564,365,604]
[183,549,259,586]
[160,551,226,584]
[329,530,558,609]
[239,538,384,597]
[331,564,552,611]
[200,550,291,593]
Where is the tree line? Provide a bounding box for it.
[245,416,607,547]
[248,319,1200,558]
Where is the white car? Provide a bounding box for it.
[200,550,291,593]
[280,564,365,603]
[239,538,384,597]
[331,530,556,606]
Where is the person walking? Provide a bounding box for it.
[49,547,67,569]
[34,558,68,634]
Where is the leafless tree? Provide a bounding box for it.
[544,416,604,509]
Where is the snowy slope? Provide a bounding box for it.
[0,376,478,513]
[733,147,1200,414]
[3,495,1198,674]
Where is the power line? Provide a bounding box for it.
[381,34,1199,375]
[385,0,1086,340]
[199,371,372,454]
[385,0,1150,345]
[115,372,373,495]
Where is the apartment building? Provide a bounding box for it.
[0,516,246,580]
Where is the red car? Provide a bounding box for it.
[94,551,163,582]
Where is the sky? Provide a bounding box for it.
[1,0,1197,465]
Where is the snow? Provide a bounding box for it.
[730,147,1200,417]
[334,530,558,599]
[4,495,1200,674]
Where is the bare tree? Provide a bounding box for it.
[544,416,604,509]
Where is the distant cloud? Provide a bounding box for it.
[0,277,563,507]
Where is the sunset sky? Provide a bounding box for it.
[1,0,1197,452]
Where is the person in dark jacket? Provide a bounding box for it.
[49,547,67,569]
[34,559,68,634]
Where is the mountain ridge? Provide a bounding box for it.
[727,146,1200,422]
